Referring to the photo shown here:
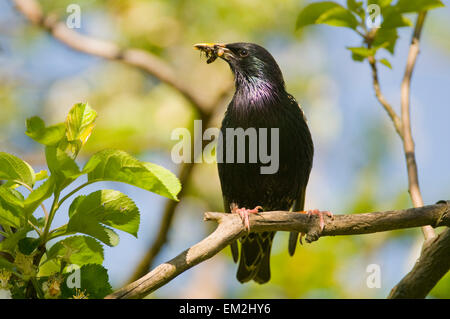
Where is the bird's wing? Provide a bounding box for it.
[286,94,312,256]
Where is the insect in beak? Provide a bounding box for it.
[194,43,228,64]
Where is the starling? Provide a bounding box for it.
[195,42,329,284]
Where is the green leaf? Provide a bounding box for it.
[0,186,24,228]
[0,226,31,254]
[347,46,377,61]
[297,2,358,29]
[0,152,35,188]
[0,255,16,272]
[297,2,341,28]
[0,204,22,229]
[142,162,181,201]
[368,0,392,8]
[84,149,181,201]
[0,186,24,209]
[379,58,392,69]
[396,0,444,13]
[65,103,97,157]
[350,52,365,62]
[347,0,363,11]
[61,264,112,299]
[45,146,81,188]
[347,0,364,18]
[35,170,48,182]
[68,195,85,219]
[18,237,40,255]
[25,116,66,146]
[347,46,377,57]
[373,27,398,54]
[0,202,22,229]
[316,6,359,28]
[67,190,140,242]
[37,255,60,277]
[381,6,412,28]
[46,236,104,266]
[45,146,80,178]
[23,176,55,217]
[67,215,119,247]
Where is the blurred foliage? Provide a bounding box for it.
[296,0,444,65]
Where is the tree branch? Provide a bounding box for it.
[12,0,233,283]
[368,56,403,137]
[126,161,196,283]
[400,11,435,240]
[389,226,450,298]
[366,11,435,241]
[126,88,232,283]
[106,201,450,299]
[11,0,226,115]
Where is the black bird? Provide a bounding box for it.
[195,42,328,284]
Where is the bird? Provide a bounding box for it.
[194,42,329,284]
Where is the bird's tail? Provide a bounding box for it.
[288,189,306,256]
[236,231,275,284]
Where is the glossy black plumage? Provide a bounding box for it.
[199,42,314,283]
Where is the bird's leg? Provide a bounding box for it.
[232,206,262,231]
[298,209,333,244]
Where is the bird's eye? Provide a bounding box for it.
[239,49,249,57]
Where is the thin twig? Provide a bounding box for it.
[368,56,403,136]
[40,190,60,245]
[27,220,41,235]
[107,202,450,299]
[400,11,435,240]
[366,12,435,241]
[57,180,96,207]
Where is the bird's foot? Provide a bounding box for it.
[232,206,262,232]
[298,209,333,244]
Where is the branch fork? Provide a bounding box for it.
[107,202,449,299]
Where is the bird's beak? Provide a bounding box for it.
[194,43,232,63]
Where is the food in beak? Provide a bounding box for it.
[194,43,223,64]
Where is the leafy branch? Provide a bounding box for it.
[10,0,233,282]
[294,1,448,294]
[0,103,181,298]
[296,0,444,241]
[126,93,232,283]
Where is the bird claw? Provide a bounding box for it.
[299,209,333,244]
[306,209,333,231]
[232,206,262,231]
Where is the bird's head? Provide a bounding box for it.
[194,42,285,93]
